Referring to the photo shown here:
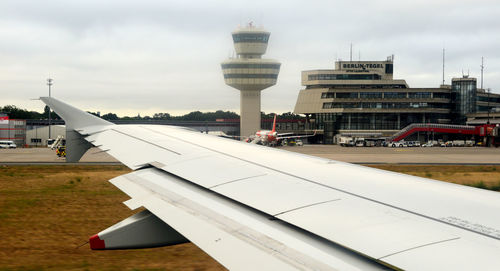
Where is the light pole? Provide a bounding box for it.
[47,78,53,140]
[487,88,491,125]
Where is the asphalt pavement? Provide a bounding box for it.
[2,145,500,165]
[281,145,500,164]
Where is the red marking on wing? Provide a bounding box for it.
[89,234,106,250]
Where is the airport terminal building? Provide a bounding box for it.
[294,57,500,143]
[0,114,26,147]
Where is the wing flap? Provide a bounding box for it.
[276,198,460,259]
[108,168,388,271]
[90,209,188,250]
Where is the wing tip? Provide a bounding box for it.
[39,96,112,130]
[89,234,106,250]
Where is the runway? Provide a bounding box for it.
[0,162,123,166]
[0,147,119,163]
[280,145,500,164]
[2,145,500,165]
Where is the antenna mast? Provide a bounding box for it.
[480,57,484,90]
[350,43,352,61]
[442,48,445,85]
[46,78,53,139]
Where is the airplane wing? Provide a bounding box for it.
[42,96,500,271]
[277,132,316,140]
[206,131,241,139]
[276,132,295,137]
[277,130,316,140]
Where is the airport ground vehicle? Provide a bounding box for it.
[338,136,354,147]
[0,140,17,149]
[440,141,453,147]
[422,140,438,147]
[391,141,421,147]
[354,138,365,147]
[391,141,407,147]
[49,136,66,150]
[339,136,380,147]
[56,146,66,157]
[411,141,421,147]
[47,138,55,147]
[363,140,375,147]
[423,140,439,147]
[452,140,465,147]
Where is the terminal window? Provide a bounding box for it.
[308,74,381,81]
[336,92,359,99]
[409,92,431,99]
[360,92,383,99]
[232,33,270,43]
[221,63,280,69]
[433,92,450,99]
[223,73,278,79]
[384,92,407,99]
[385,64,393,74]
[321,92,335,99]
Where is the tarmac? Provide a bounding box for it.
[0,147,120,164]
[1,145,500,165]
[280,145,500,164]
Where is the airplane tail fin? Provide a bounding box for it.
[40,97,113,162]
[271,115,277,133]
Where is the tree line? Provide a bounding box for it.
[0,105,61,120]
[1,105,305,122]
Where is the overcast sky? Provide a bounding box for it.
[1,0,499,116]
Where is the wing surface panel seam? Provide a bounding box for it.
[273,199,342,217]
[209,173,268,189]
[127,169,342,271]
[139,126,500,241]
[377,237,461,260]
[112,167,395,270]
[110,128,181,155]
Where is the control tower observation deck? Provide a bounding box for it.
[221,24,280,137]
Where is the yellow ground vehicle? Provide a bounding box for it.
[56,146,66,157]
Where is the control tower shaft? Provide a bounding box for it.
[221,24,280,137]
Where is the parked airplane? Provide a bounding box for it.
[41,96,500,271]
[247,115,315,145]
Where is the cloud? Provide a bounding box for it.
[1,0,499,116]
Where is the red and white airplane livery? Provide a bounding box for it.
[247,115,315,145]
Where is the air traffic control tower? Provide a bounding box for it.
[221,24,280,137]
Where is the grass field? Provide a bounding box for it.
[371,164,500,191]
[1,164,499,270]
[0,165,224,271]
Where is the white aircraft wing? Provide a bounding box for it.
[277,133,316,140]
[276,132,295,137]
[42,97,500,271]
